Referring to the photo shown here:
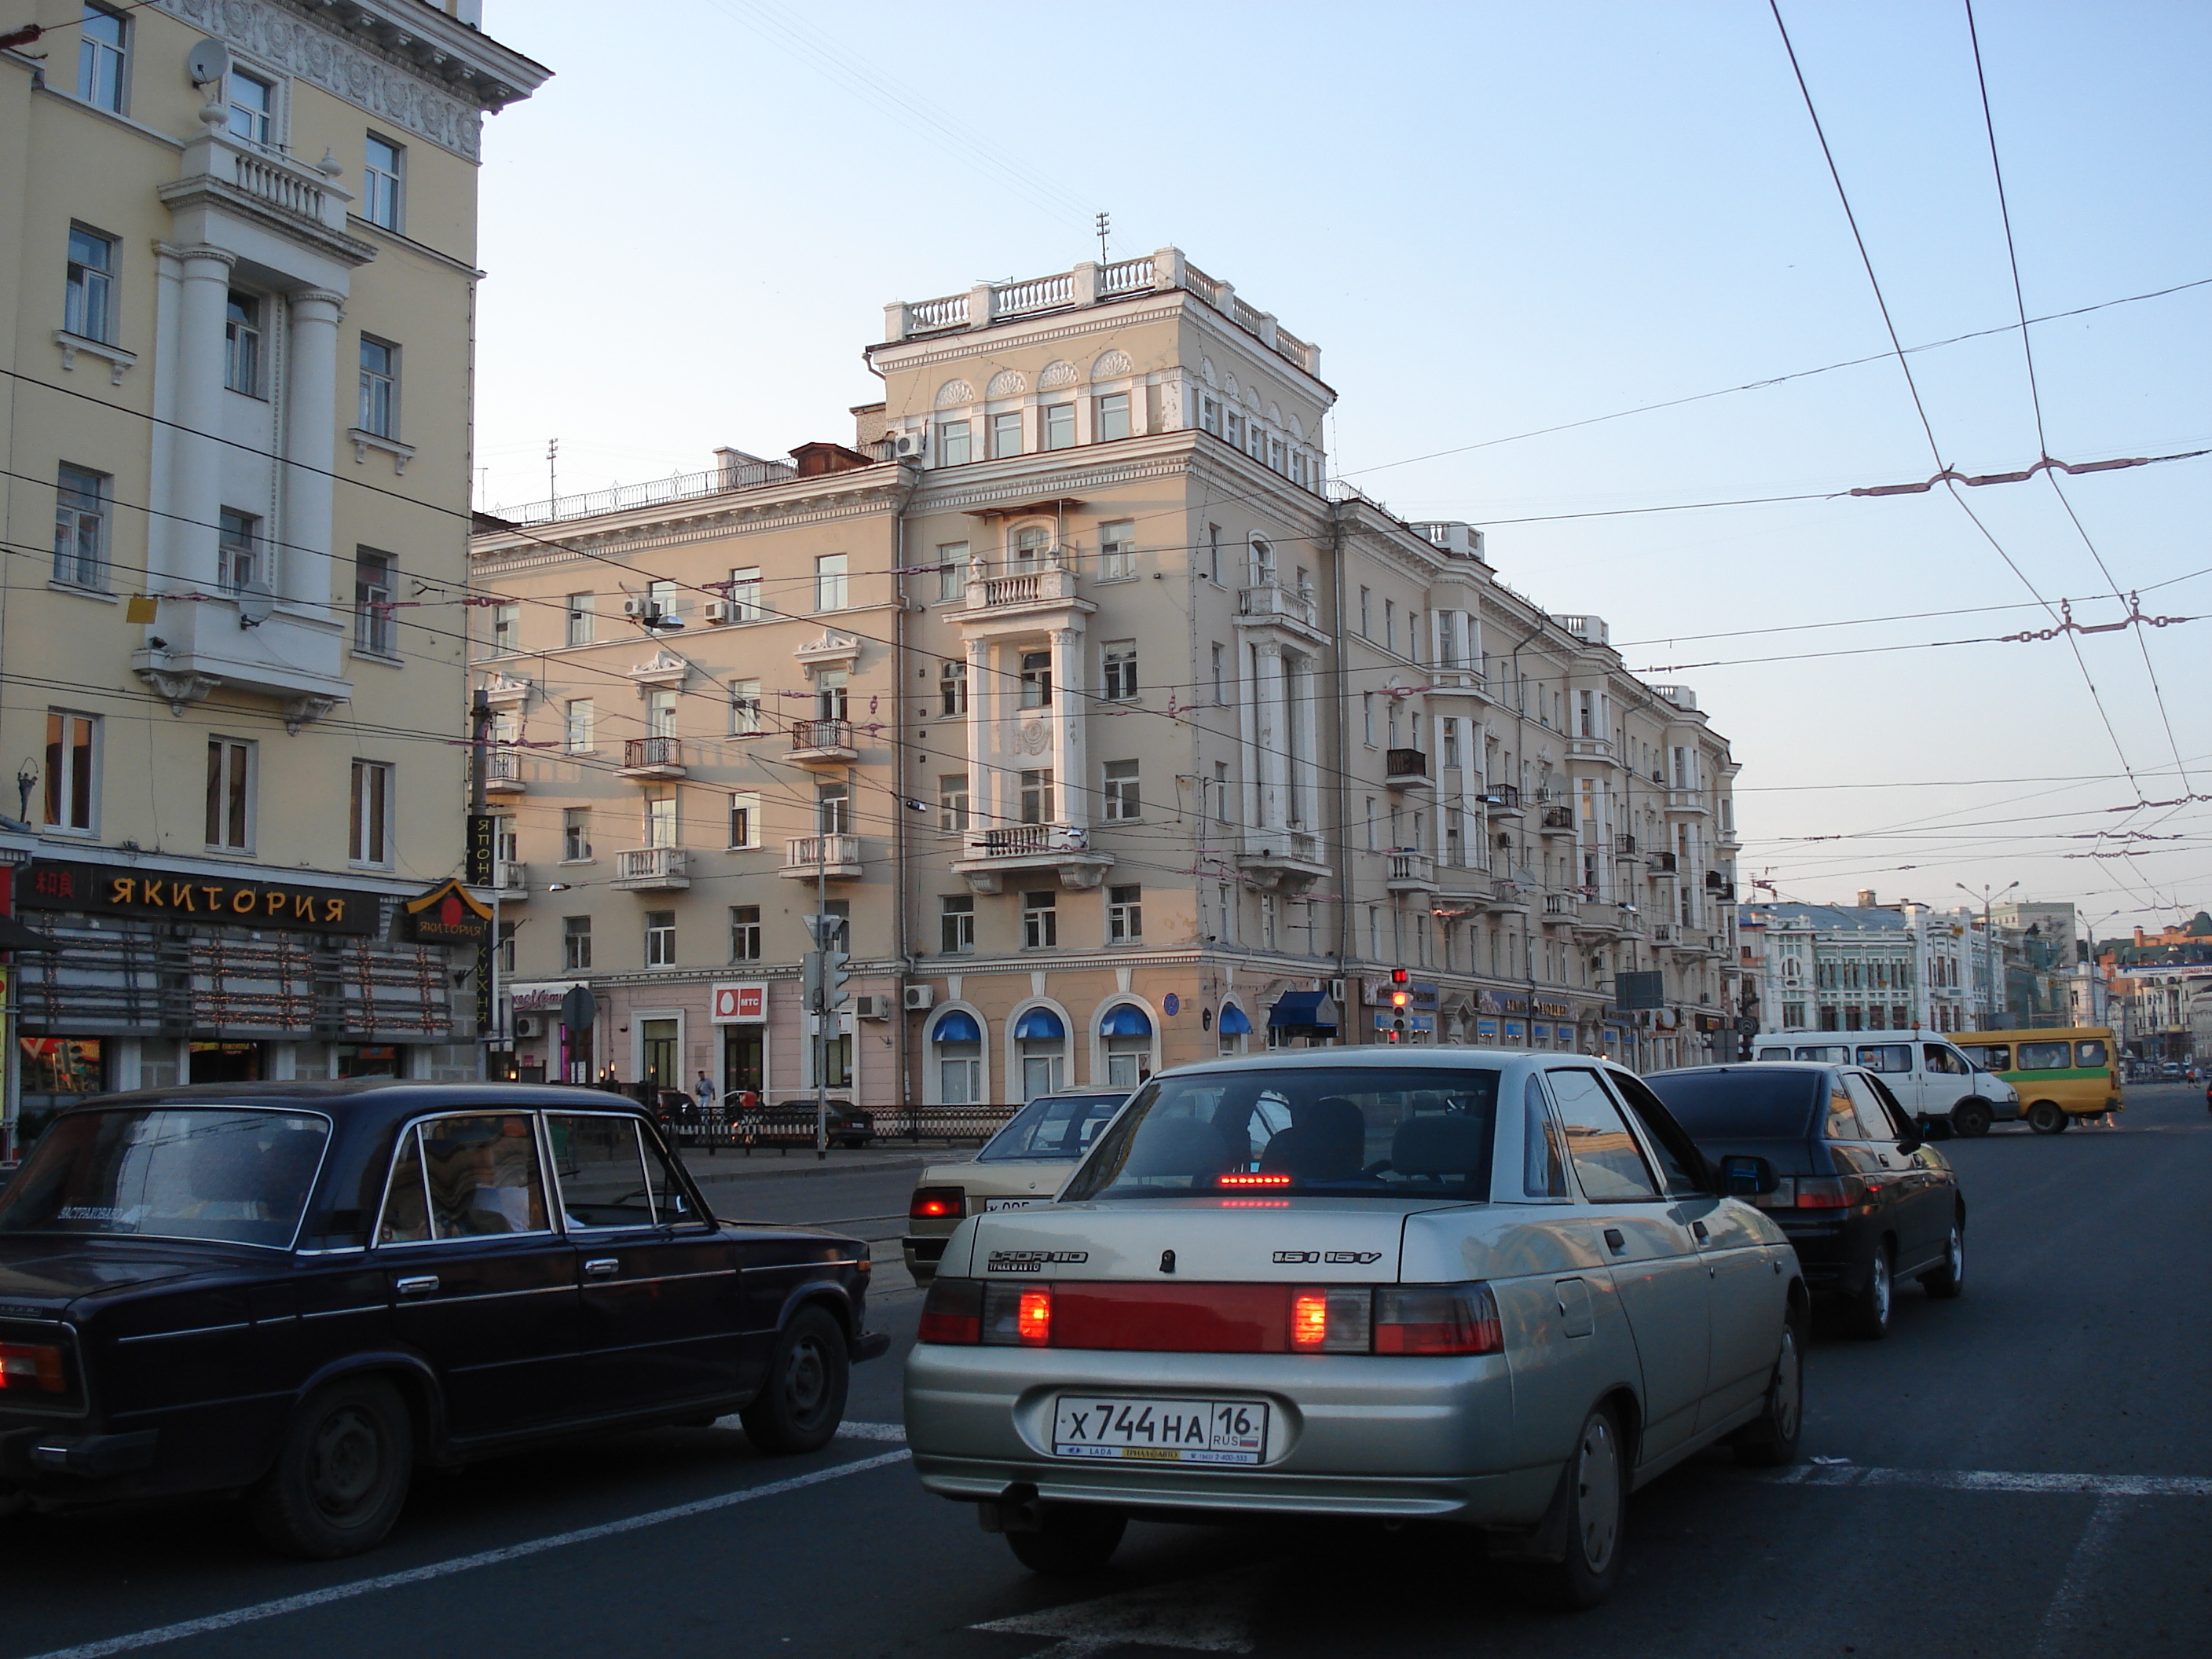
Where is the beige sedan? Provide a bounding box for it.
[903,1093,1130,1284]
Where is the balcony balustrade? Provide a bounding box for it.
[619,736,686,778]
[613,847,689,890]
[1385,851,1438,892]
[781,833,863,880]
[1540,806,1576,833]
[789,718,858,762]
[1385,749,1430,789]
[483,749,525,793]
[1485,784,1524,819]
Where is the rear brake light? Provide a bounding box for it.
[0,1341,66,1393]
[1795,1177,1850,1209]
[1290,1293,1328,1349]
[982,1284,1052,1346]
[910,1186,965,1221]
[1374,1284,1502,1355]
[917,1277,981,1344]
[1016,1289,1052,1346]
[1216,1173,1291,1189]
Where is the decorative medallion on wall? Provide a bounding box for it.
[1019,719,1050,756]
[986,369,1027,398]
[1092,350,1133,379]
[1038,360,1077,389]
[936,379,976,407]
[1199,357,1218,387]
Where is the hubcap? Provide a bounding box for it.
[783,1336,828,1423]
[1772,1328,1802,1440]
[1871,1252,1892,1324]
[307,1405,385,1523]
[1946,1225,1964,1282]
[1574,1415,1621,1574]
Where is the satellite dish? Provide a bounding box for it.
[187,38,231,86]
[236,580,274,630]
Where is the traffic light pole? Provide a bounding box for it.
[815,844,827,1162]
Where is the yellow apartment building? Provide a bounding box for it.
[0,0,547,1150]
[469,250,1742,1114]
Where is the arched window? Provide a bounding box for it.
[1013,1006,1068,1099]
[1217,1001,1252,1057]
[1097,1003,1155,1089]
[932,1009,983,1104]
[1248,537,1275,588]
[1013,525,1050,569]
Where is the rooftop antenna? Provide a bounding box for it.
[1095,211,1110,263]
[546,438,558,504]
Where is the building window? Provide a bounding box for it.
[1210,643,1228,703]
[358,338,397,437]
[726,566,762,622]
[1225,410,1243,450]
[1206,522,1221,585]
[816,782,850,836]
[1250,537,1275,586]
[728,791,760,848]
[562,807,591,862]
[64,226,117,342]
[1102,640,1137,701]
[1362,693,1375,747]
[1020,769,1053,825]
[1100,519,1135,580]
[565,592,594,645]
[205,738,252,851]
[936,542,969,602]
[1011,525,1049,569]
[1442,718,1461,771]
[1108,884,1142,943]
[226,68,275,146]
[729,679,763,734]
[353,548,394,654]
[559,915,591,972]
[939,775,969,833]
[643,789,677,848]
[991,410,1022,458]
[348,760,391,866]
[727,904,763,962]
[940,894,974,954]
[564,698,595,753]
[1214,761,1231,825]
[44,712,97,833]
[644,911,676,969]
[490,602,520,654]
[77,4,128,110]
[1020,650,1052,708]
[1364,798,1377,851]
[1358,588,1372,638]
[646,579,679,624]
[939,659,968,716]
[1023,891,1058,949]
[53,463,108,588]
[224,292,262,395]
[815,553,848,612]
[1103,760,1140,821]
[363,134,403,229]
[1200,396,1221,435]
[813,668,848,724]
[937,419,971,465]
[646,687,677,739]
[1095,391,1130,442]
[218,508,261,594]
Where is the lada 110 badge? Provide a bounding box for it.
[987,1250,1088,1274]
[1273,1250,1383,1265]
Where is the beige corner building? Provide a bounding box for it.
[0,0,547,1150]
[469,251,1741,1111]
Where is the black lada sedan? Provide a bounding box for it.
[0,1081,888,1557]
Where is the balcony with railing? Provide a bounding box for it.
[1613,834,1638,858]
[1543,892,1573,918]
[948,555,1090,628]
[486,451,800,529]
[781,834,863,880]
[1234,581,1323,639]
[1665,789,1711,816]
[1238,826,1331,892]
[1385,851,1438,893]
[618,736,686,779]
[1577,899,1626,935]
[1385,749,1431,790]
[613,848,689,891]
[789,719,858,763]
[951,822,1114,894]
[1539,806,1576,836]
[159,124,368,251]
[493,862,529,897]
[1566,736,1617,767]
[1484,784,1524,819]
[1648,851,1679,875]
[483,748,525,794]
[1483,881,1532,914]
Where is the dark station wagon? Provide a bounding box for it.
[0,1082,888,1557]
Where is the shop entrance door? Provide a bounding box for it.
[189,1042,264,1084]
[639,1019,678,1090]
[722,1026,764,1095]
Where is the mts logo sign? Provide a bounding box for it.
[712,983,767,1024]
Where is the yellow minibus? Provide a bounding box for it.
[1950,1027,2122,1134]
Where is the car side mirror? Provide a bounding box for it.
[1719,1154,1778,1196]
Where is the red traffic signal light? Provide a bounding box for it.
[1390,968,1409,985]
[1390,991,1410,1009]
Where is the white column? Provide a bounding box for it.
[173,245,236,589]
[1051,627,1083,829]
[284,289,346,613]
[964,636,989,845]
[1254,641,1287,831]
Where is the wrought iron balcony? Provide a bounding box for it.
[619,736,686,778]
[1385,749,1431,789]
[483,749,525,793]
[789,718,858,762]
[1540,806,1576,833]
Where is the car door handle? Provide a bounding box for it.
[584,1258,621,1277]
[395,1275,439,1297]
[1691,1221,1710,1243]
[1603,1228,1626,1254]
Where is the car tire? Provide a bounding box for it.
[1005,1504,1128,1576]
[1730,1313,1805,1468]
[2027,1100,2067,1135]
[740,1305,849,1455]
[1919,1217,1965,1300]
[1520,1404,1626,1611]
[1841,1241,1894,1340]
[1951,1101,1992,1138]
[247,1378,412,1559]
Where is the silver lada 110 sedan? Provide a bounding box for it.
[905,1049,1807,1610]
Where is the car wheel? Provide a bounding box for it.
[1951,1101,1992,1138]
[740,1305,848,1455]
[2027,1100,2067,1135]
[1730,1313,1805,1468]
[1005,1504,1128,1576]
[247,1378,412,1559]
[1841,1242,1894,1340]
[1521,1404,1626,1611]
[1919,1217,1965,1300]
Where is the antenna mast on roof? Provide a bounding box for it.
[1095,211,1110,263]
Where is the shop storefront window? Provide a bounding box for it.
[338,1044,401,1079]
[17,1036,106,1148]
[189,1041,263,1085]
[640,1020,678,1090]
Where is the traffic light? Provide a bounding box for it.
[800,951,823,1009]
[822,947,853,1013]
[1389,966,1411,1013]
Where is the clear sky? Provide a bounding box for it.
[469,1,2210,942]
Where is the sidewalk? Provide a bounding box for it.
[679,1142,969,1184]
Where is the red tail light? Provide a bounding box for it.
[1290,1293,1328,1350]
[1373,1284,1502,1355]
[1016,1290,1052,1346]
[0,1341,66,1393]
[916,1282,1495,1357]
[1795,1177,1851,1209]
[910,1186,966,1221]
[917,1276,981,1344]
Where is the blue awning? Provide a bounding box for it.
[1269,991,1339,1031]
[1218,1004,1253,1036]
[1014,1008,1066,1041]
[1098,1005,1153,1038]
[931,1010,982,1044]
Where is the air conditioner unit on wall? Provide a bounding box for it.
[903,983,935,1010]
[852,994,890,1020]
[621,595,647,617]
[892,430,926,460]
[512,1014,541,1039]
[704,599,732,623]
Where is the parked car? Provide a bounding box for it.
[1752,1031,2019,1136]
[1644,1062,1963,1339]
[903,1092,1130,1284]
[0,1082,888,1558]
[906,1051,1805,1610]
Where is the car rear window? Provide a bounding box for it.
[977,1094,1127,1163]
[1061,1068,1500,1201]
[0,1108,331,1249]
[1642,1070,1822,1140]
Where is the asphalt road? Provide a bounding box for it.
[5,1084,2207,1659]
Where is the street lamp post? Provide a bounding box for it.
[1956,881,2018,1030]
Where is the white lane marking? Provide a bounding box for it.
[17,1448,913,1659]
[704,1417,906,1441]
[2029,1494,2130,1659]
[1765,1464,2212,1497]
[974,1566,1265,1657]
